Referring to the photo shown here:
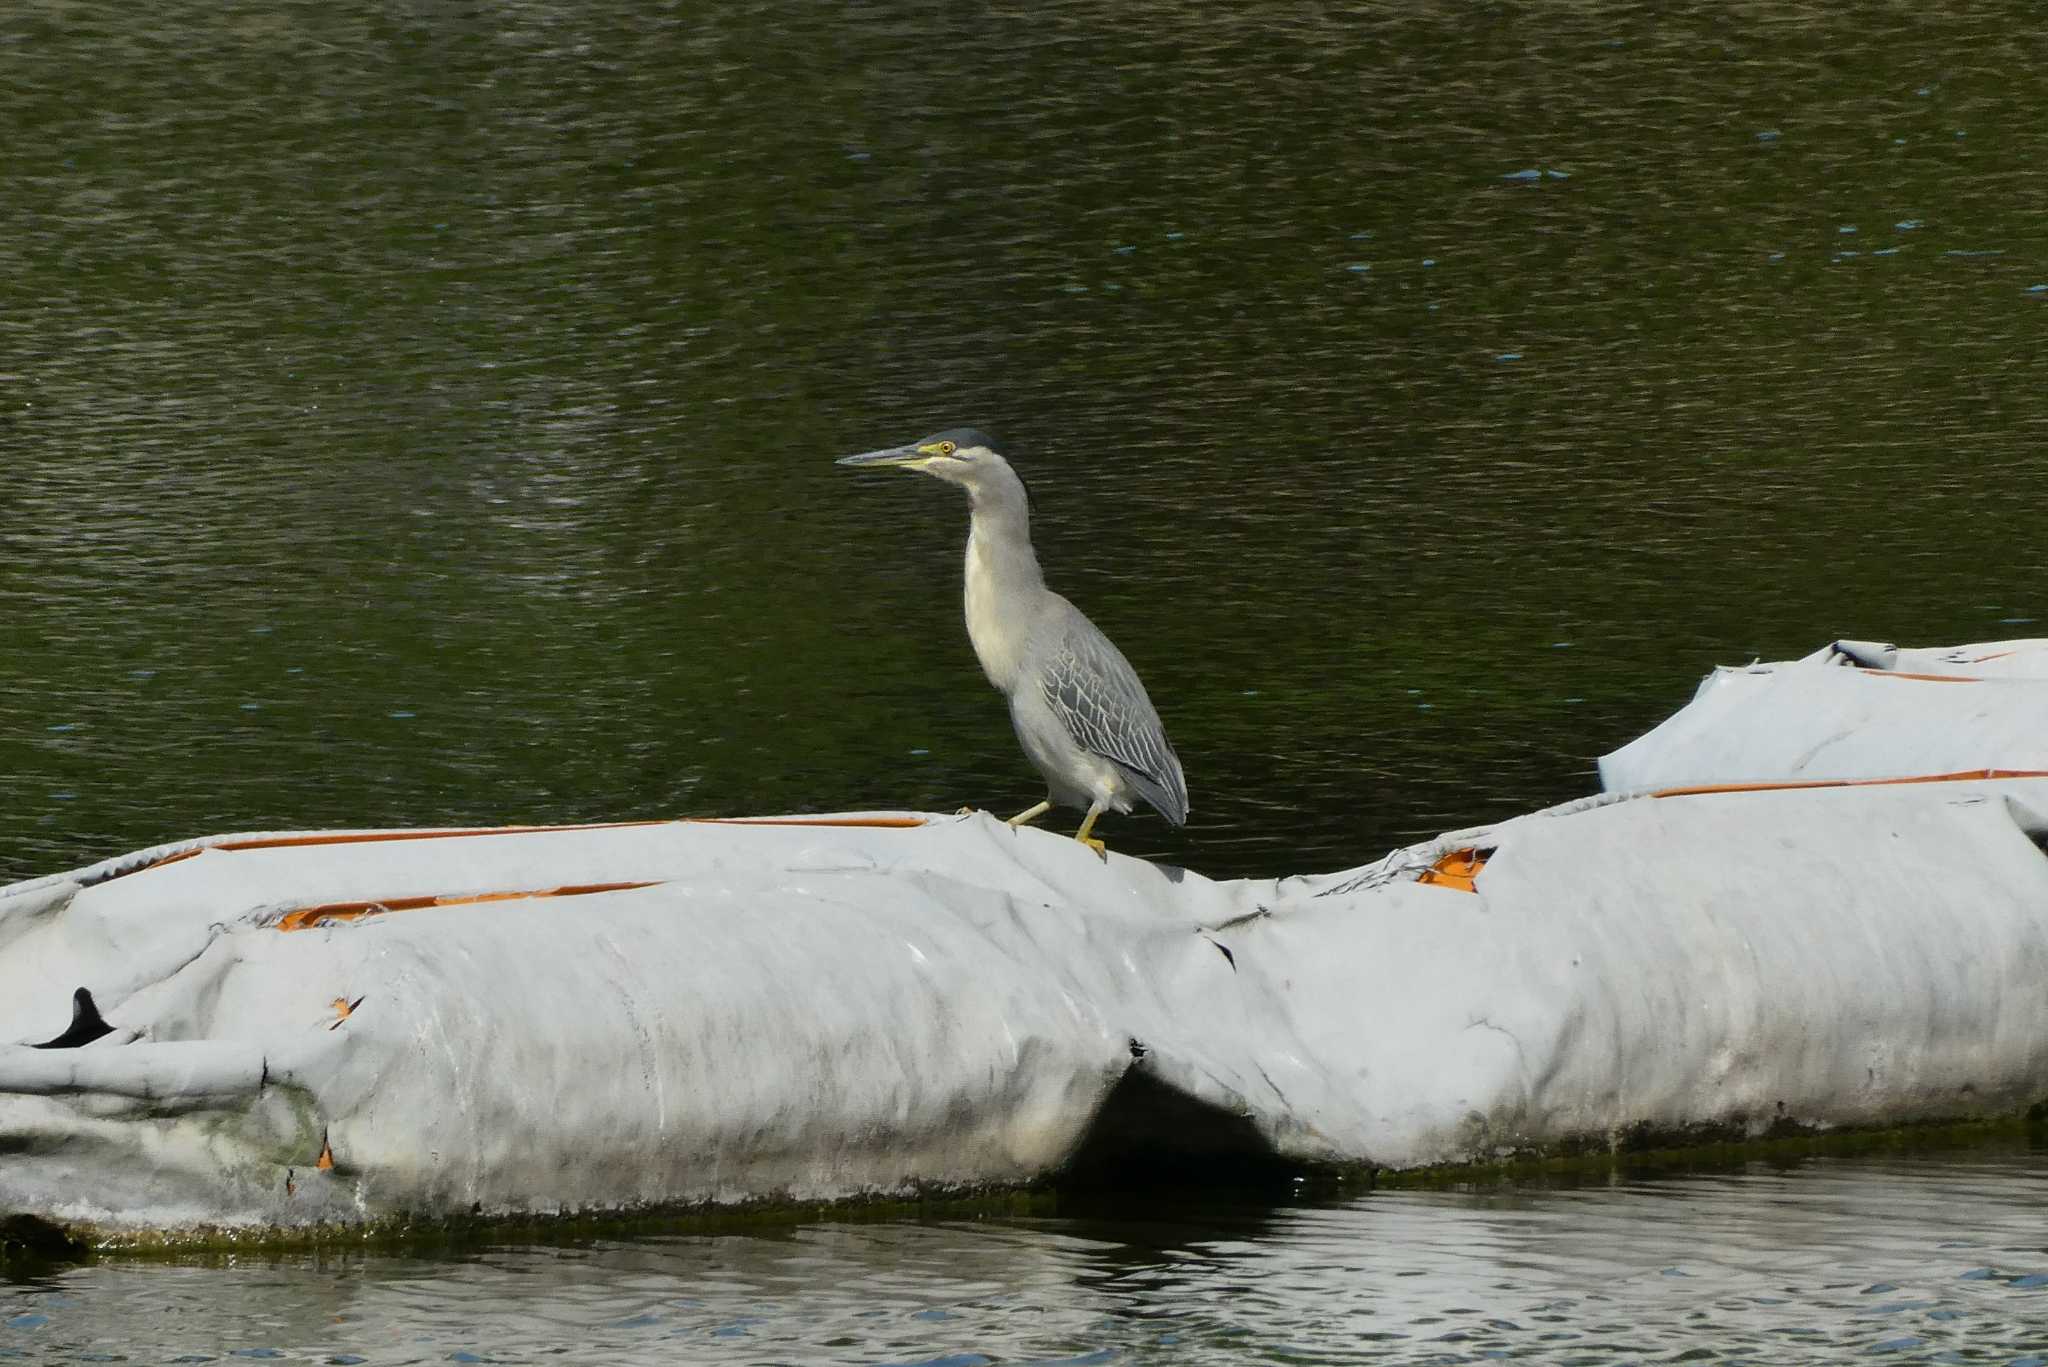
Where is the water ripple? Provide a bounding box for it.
[11,1149,2048,1364]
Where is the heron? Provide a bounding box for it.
[837,428,1189,856]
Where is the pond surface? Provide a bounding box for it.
[3,1,2047,1361]
[8,1145,2048,1364]
[4,0,2044,885]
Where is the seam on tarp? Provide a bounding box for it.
[1651,770,2048,800]
[273,881,665,932]
[8,816,936,892]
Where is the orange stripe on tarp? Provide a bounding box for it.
[119,815,929,878]
[215,821,672,851]
[1857,669,1980,683]
[126,821,677,876]
[1652,769,2048,799]
[132,847,207,873]
[275,880,662,932]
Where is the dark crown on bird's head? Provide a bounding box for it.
[922,426,1002,456]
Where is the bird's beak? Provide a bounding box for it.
[836,442,932,469]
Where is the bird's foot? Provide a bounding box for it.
[1071,804,1107,858]
[955,805,978,816]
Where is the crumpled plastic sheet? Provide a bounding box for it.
[1600,638,2048,792]
[5,770,2048,1238]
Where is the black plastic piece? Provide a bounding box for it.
[31,988,114,1050]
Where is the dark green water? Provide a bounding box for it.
[4,1,2043,885]
[4,2,2048,1359]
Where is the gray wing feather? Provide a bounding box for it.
[1038,609,1189,826]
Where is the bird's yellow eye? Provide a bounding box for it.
[938,441,957,457]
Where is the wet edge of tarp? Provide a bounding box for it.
[7,1105,2045,1268]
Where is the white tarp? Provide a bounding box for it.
[5,774,2048,1240]
[1599,638,2048,792]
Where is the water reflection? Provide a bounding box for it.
[5,1146,2048,1363]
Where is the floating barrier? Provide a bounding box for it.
[6,767,2048,1242]
[1600,638,2048,791]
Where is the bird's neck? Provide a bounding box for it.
[962,475,1045,693]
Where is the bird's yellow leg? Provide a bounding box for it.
[1073,803,1108,859]
[1007,799,1052,827]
